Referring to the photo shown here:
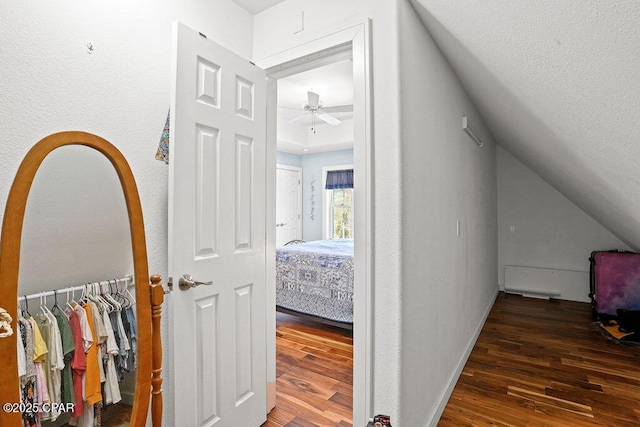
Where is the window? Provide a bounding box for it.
[328,187,353,238]
[322,165,354,239]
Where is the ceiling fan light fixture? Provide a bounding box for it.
[283,89,352,133]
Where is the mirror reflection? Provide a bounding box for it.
[17,145,137,426]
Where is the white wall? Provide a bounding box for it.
[276,149,354,241]
[0,0,253,290]
[257,1,499,425]
[255,0,404,422]
[276,150,302,167]
[0,0,253,424]
[398,1,498,425]
[300,149,353,241]
[497,145,631,292]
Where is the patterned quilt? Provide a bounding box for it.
[276,239,354,323]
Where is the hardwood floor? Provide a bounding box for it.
[263,312,353,427]
[440,292,640,426]
[58,403,131,426]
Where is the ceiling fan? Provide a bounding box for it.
[281,90,353,133]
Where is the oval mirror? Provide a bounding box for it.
[0,132,159,427]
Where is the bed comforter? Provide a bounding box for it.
[275,239,353,324]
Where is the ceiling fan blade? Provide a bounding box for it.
[322,104,353,114]
[317,112,341,126]
[307,91,320,109]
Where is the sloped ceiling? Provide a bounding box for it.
[409,0,640,250]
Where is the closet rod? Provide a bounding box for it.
[19,275,133,302]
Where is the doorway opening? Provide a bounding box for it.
[271,56,355,424]
[260,22,372,427]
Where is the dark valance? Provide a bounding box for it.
[325,169,354,189]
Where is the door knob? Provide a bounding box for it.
[178,274,213,291]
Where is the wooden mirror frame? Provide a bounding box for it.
[0,131,161,426]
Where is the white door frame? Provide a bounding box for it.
[257,21,373,426]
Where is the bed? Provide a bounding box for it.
[275,239,353,328]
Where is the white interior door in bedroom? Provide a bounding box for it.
[168,22,267,427]
[276,164,302,246]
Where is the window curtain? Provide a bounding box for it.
[325,169,354,189]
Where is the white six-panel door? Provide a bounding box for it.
[168,22,267,427]
[275,165,302,246]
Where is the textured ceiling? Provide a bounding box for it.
[409,0,640,249]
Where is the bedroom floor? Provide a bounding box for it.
[263,312,353,427]
[439,292,640,426]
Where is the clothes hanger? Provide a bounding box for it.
[90,282,102,309]
[52,290,63,314]
[39,292,54,321]
[97,282,115,313]
[96,282,114,312]
[114,279,131,309]
[23,296,31,318]
[106,280,121,311]
[86,282,101,306]
[67,287,78,310]
[121,278,136,307]
[105,281,121,311]
[80,284,91,305]
[39,292,47,316]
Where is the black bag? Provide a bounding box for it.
[616,309,640,333]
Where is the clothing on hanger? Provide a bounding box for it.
[43,305,64,422]
[29,315,50,423]
[67,309,86,418]
[16,278,136,425]
[54,311,76,406]
[81,303,102,406]
[18,317,38,427]
[101,309,121,405]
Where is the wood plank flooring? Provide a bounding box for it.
[59,403,131,426]
[440,292,640,426]
[62,294,640,426]
[263,312,353,427]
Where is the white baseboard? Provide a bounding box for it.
[428,285,499,427]
[504,265,590,303]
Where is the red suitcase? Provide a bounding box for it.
[590,250,640,317]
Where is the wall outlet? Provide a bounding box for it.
[456,220,461,236]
